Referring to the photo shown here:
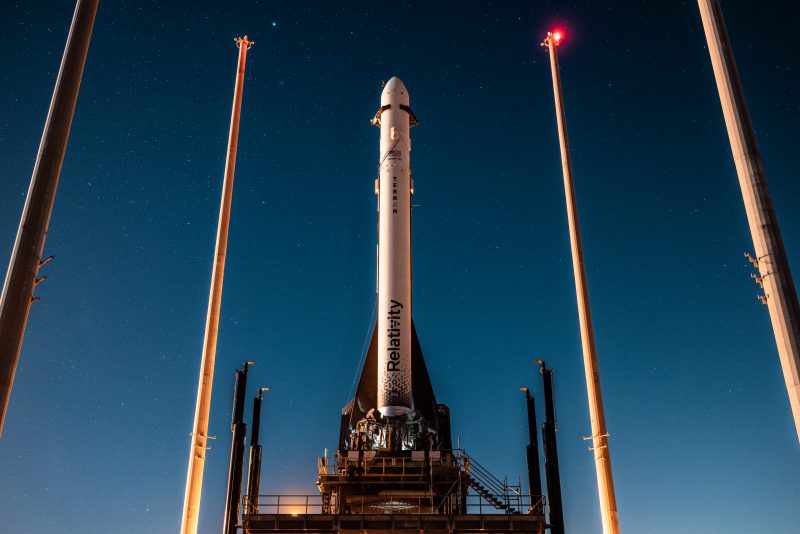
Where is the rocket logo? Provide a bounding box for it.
[381,299,411,409]
[385,300,403,372]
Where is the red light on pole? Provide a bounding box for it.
[541,29,565,48]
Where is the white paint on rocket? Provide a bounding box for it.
[374,77,414,417]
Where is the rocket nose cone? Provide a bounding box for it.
[385,76,406,93]
[381,76,409,106]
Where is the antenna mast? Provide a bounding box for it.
[180,35,253,534]
[542,30,620,534]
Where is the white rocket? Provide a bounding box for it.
[371,77,418,417]
[337,78,447,451]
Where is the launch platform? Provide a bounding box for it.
[242,448,546,534]
[237,77,551,533]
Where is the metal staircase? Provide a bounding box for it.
[456,449,522,514]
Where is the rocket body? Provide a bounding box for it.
[374,78,414,417]
[337,77,449,451]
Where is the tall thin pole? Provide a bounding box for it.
[0,0,99,436]
[542,31,620,534]
[698,0,800,444]
[181,35,253,534]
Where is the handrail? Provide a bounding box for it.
[317,450,456,478]
[456,449,507,496]
[242,493,545,516]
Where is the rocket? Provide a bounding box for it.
[371,77,418,417]
[336,77,451,452]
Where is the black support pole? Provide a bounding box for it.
[521,387,543,514]
[223,362,251,534]
[245,388,266,515]
[538,360,564,534]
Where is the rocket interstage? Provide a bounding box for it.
[373,77,417,417]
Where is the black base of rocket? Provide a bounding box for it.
[233,327,564,534]
[338,319,452,452]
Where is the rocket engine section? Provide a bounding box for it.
[337,78,451,454]
[373,78,415,417]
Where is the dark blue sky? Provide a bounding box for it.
[1,1,799,532]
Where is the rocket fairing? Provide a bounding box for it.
[372,77,418,417]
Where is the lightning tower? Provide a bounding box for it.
[0,0,98,436]
[697,0,800,445]
[542,31,621,534]
[181,35,253,534]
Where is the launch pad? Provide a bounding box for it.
[242,448,546,533]
[239,78,550,533]
[241,303,549,533]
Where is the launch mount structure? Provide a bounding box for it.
[239,79,556,534]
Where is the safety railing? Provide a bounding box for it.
[243,494,325,515]
[317,449,457,478]
[242,493,546,516]
[455,449,509,498]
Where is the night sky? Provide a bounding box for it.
[1,1,799,532]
